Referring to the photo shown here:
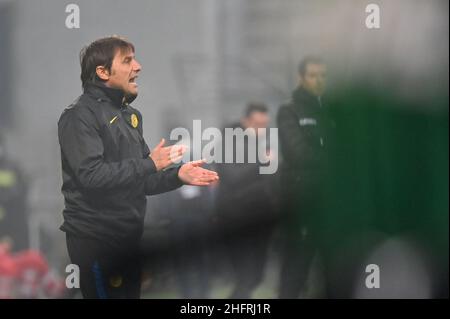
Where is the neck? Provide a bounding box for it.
[299,85,318,98]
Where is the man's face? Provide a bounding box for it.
[103,48,141,96]
[300,63,327,97]
[243,111,270,135]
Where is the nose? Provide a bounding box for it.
[133,59,142,72]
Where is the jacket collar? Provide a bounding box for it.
[292,86,321,109]
[84,82,137,108]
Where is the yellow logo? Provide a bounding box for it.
[109,275,123,288]
[131,114,139,128]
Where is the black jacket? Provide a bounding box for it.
[58,83,182,248]
[277,87,333,184]
[215,122,278,229]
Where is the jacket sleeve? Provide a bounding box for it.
[58,108,157,191]
[277,105,318,167]
[144,166,183,195]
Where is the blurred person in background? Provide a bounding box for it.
[166,176,215,298]
[0,132,29,252]
[215,103,279,299]
[57,36,218,299]
[277,56,334,298]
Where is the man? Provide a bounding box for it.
[277,56,332,298]
[58,36,218,299]
[215,103,278,299]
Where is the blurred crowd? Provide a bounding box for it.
[0,136,66,299]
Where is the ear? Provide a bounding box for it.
[96,66,110,81]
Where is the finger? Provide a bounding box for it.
[201,173,219,180]
[190,181,211,186]
[154,138,165,150]
[201,176,219,183]
[169,155,184,164]
[166,145,187,158]
[197,175,219,183]
[189,159,207,167]
[189,169,218,179]
[164,144,184,151]
[200,168,218,175]
[170,153,184,160]
[198,168,218,176]
[175,145,188,156]
[179,145,188,156]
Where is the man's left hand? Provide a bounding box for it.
[178,159,219,186]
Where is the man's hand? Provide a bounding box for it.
[150,139,186,171]
[178,159,219,186]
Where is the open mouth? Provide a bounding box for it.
[129,75,138,84]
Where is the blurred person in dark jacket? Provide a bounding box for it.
[277,56,334,298]
[215,103,279,299]
[167,180,215,298]
[0,133,29,252]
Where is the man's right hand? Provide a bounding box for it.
[149,138,186,171]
